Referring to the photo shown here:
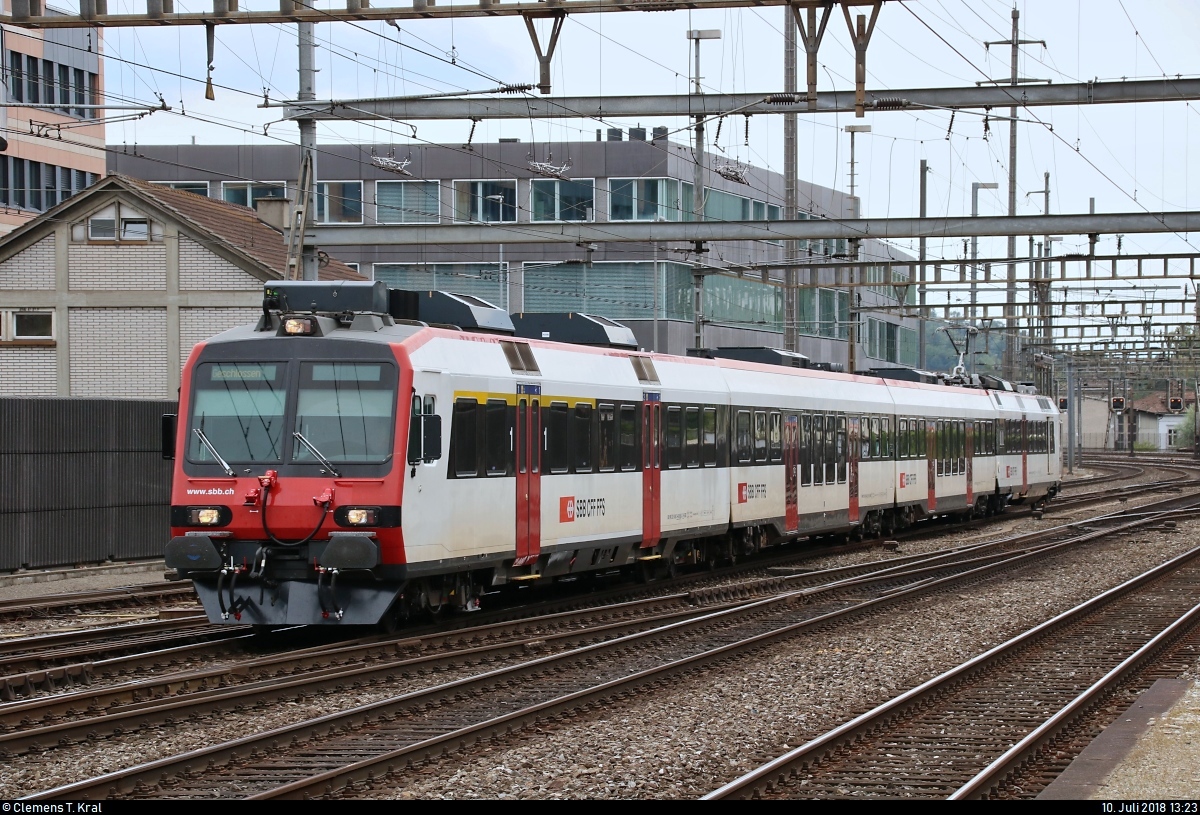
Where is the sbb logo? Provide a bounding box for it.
[560,496,575,523]
[898,472,918,488]
[738,483,766,503]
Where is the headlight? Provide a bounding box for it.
[190,507,223,525]
[345,508,378,526]
[284,318,315,335]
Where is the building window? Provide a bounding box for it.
[704,188,751,221]
[453,180,516,223]
[153,181,209,196]
[88,215,116,239]
[8,51,23,102]
[73,68,84,116]
[76,203,158,242]
[13,160,25,209]
[316,181,363,224]
[222,181,286,208]
[121,218,149,240]
[376,180,439,224]
[1,310,55,343]
[531,179,594,222]
[609,178,680,221]
[58,64,70,111]
[25,55,39,104]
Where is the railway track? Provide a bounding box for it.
[3,494,1179,740]
[25,492,1200,800]
[706,540,1200,800]
[0,583,197,623]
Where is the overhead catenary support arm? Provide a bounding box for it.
[278,77,1200,121]
[791,1,833,111]
[524,13,566,95]
[841,0,879,117]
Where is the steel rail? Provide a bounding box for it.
[950,598,1200,800]
[703,539,1200,800]
[28,496,1198,800]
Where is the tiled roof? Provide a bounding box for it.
[113,174,363,281]
[1129,392,1194,415]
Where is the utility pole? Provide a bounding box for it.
[918,159,929,370]
[297,21,318,281]
[845,124,869,374]
[971,181,999,320]
[783,8,798,352]
[985,8,1045,380]
[688,28,719,353]
[1066,358,1075,473]
[1026,171,1052,348]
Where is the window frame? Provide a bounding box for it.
[608,177,682,222]
[530,177,595,223]
[220,181,287,209]
[375,179,441,224]
[452,178,518,224]
[315,180,364,225]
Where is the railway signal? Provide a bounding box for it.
[1058,397,1068,410]
[1169,396,1184,413]
[1111,396,1126,413]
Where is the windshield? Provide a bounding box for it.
[190,362,286,463]
[292,362,398,463]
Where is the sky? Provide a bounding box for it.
[63,0,1200,320]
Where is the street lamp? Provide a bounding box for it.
[970,181,999,318]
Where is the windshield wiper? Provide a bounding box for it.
[293,432,341,477]
[193,428,235,476]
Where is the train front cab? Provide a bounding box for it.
[164,326,428,626]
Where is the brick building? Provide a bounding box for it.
[0,173,360,399]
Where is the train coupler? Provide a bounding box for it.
[217,562,252,621]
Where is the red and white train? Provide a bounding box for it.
[165,281,1061,626]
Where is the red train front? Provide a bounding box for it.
[164,281,425,626]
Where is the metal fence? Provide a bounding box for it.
[0,398,175,571]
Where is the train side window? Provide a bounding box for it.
[685,407,701,467]
[619,404,639,471]
[812,414,825,484]
[936,419,944,476]
[880,418,891,459]
[753,411,768,462]
[452,398,479,478]
[800,412,812,486]
[736,410,752,464]
[958,420,966,473]
[915,419,924,460]
[1048,419,1055,454]
[836,415,847,483]
[860,416,872,460]
[701,408,717,467]
[573,404,593,472]
[870,417,881,459]
[484,399,510,476]
[598,404,616,472]
[530,401,540,474]
[768,412,782,462]
[897,419,907,459]
[664,405,683,469]
[546,402,570,474]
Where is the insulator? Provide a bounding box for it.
[870,98,909,110]
[766,93,801,105]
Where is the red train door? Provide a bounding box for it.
[784,414,799,533]
[847,416,860,523]
[1021,416,1029,496]
[926,419,937,512]
[641,395,661,548]
[966,420,975,509]
[514,384,541,566]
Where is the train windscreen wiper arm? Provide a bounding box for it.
[293,432,341,477]
[193,428,235,476]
